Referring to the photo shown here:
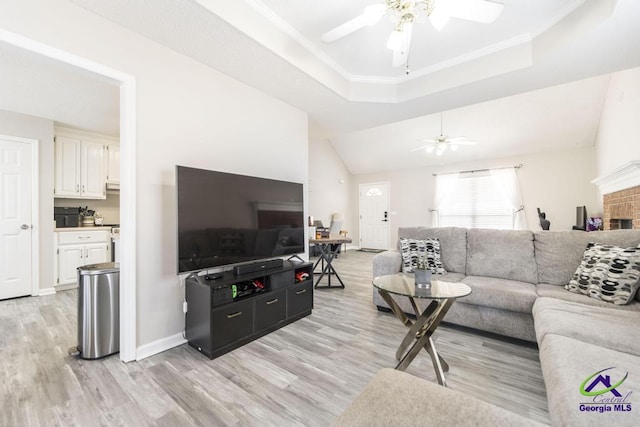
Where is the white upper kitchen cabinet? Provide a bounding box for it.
[54,127,117,199]
[81,140,106,198]
[54,136,82,197]
[106,145,120,188]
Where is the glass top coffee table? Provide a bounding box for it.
[373,274,471,386]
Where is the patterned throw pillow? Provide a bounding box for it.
[566,243,640,305]
[399,238,446,274]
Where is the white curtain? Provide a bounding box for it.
[432,173,459,227]
[490,167,526,230]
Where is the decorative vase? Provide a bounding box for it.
[414,268,432,288]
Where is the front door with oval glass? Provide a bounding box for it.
[359,182,390,250]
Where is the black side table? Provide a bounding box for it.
[310,237,352,289]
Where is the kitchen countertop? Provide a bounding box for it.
[54,226,115,232]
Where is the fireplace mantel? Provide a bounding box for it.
[592,161,640,194]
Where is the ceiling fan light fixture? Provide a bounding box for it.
[425,145,435,153]
[436,146,445,156]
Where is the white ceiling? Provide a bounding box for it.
[254,0,579,78]
[332,75,610,174]
[1,0,639,173]
[0,41,119,136]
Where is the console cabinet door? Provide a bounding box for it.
[287,281,313,317]
[212,299,254,350]
[255,290,286,331]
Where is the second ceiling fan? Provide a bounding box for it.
[413,112,478,156]
[321,0,504,68]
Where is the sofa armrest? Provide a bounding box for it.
[372,250,402,278]
[333,369,544,426]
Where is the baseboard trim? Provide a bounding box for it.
[55,283,78,292]
[36,287,56,296]
[136,332,186,361]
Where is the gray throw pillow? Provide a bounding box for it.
[400,238,446,274]
[566,243,640,305]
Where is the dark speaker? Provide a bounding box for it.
[234,259,283,276]
[575,206,587,230]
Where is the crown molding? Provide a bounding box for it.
[592,161,640,194]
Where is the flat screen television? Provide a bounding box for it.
[176,166,305,274]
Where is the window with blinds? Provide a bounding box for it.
[438,172,515,229]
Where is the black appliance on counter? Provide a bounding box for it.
[54,207,80,228]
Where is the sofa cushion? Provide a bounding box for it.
[566,243,640,305]
[333,368,545,427]
[539,334,640,427]
[466,229,537,284]
[444,301,536,342]
[459,276,537,313]
[399,238,445,274]
[533,297,640,355]
[536,284,640,312]
[534,230,640,285]
[397,227,467,274]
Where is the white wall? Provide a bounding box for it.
[0,109,54,292]
[309,138,353,237]
[594,66,640,191]
[0,0,308,351]
[353,147,598,247]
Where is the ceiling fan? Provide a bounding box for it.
[413,112,477,156]
[321,0,504,68]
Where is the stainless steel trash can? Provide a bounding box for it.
[77,262,119,359]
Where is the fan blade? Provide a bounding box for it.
[321,15,368,43]
[411,144,435,152]
[448,137,478,145]
[448,0,504,24]
[321,4,386,43]
[391,23,413,67]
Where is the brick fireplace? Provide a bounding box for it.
[593,161,640,231]
[602,186,640,230]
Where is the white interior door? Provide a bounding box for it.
[359,182,390,250]
[0,136,33,299]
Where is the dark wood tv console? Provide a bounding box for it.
[185,260,313,359]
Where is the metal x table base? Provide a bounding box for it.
[312,243,345,289]
[378,289,454,386]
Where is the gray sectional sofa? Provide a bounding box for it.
[369,227,640,426]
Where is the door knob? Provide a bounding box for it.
[21,224,29,230]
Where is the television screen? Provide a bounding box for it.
[176,166,305,274]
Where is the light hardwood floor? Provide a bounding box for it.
[0,250,550,426]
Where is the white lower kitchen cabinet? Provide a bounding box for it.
[55,229,111,286]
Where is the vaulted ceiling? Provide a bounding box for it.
[2,0,639,173]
